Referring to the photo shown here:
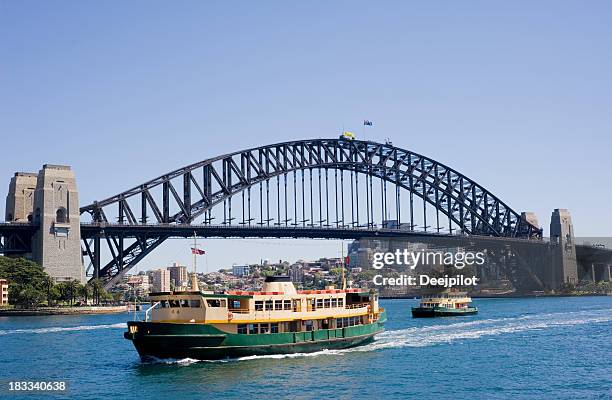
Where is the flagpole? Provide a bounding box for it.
[191,232,199,292]
[341,242,346,290]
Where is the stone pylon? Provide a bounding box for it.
[549,209,578,288]
[5,172,38,222]
[30,165,84,283]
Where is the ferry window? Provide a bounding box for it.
[169,300,180,308]
[331,298,338,308]
[206,299,224,308]
[337,318,343,328]
[324,299,331,308]
[283,300,291,310]
[159,300,169,308]
[255,301,264,311]
[265,300,273,311]
[237,324,248,334]
[338,298,344,307]
[316,299,323,309]
[230,300,241,309]
[180,300,189,307]
[248,323,258,334]
[305,320,314,331]
[270,323,279,333]
[274,300,283,310]
[188,300,201,308]
[259,324,270,334]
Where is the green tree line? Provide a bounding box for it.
[0,256,113,308]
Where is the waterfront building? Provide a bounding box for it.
[126,274,150,297]
[232,265,250,277]
[0,279,8,306]
[149,269,170,292]
[168,263,188,288]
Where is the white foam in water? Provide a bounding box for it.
[145,308,612,366]
[3,309,611,364]
[216,308,612,363]
[146,357,205,366]
[0,322,125,335]
[356,308,612,352]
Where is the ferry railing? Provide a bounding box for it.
[345,303,369,309]
[228,308,250,314]
[144,302,160,322]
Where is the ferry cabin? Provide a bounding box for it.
[144,276,381,335]
[419,292,473,310]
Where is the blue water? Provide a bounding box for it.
[1,297,611,400]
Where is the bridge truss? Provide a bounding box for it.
[79,138,542,287]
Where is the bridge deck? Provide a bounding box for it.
[78,222,549,245]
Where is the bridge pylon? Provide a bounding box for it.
[24,165,85,283]
[549,208,578,288]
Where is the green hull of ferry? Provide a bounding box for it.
[124,310,386,361]
[411,306,477,318]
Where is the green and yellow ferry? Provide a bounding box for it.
[124,276,386,360]
[411,291,478,318]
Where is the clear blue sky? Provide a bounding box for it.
[1,1,611,272]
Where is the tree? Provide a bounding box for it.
[112,292,124,303]
[16,285,46,308]
[41,275,57,306]
[67,280,80,305]
[56,279,80,306]
[0,257,52,308]
[79,283,92,305]
[90,279,104,305]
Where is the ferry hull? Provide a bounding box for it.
[124,312,386,361]
[411,307,478,318]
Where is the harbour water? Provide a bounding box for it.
[1,297,611,399]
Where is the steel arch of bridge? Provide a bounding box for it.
[80,138,541,286]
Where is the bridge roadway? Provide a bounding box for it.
[78,222,551,245]
[5,221,612,254]
[2,221,611,288]
[0,220,570,245]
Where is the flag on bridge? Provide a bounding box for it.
[363,120,373,126]
[344,255,350,265]
[191,247,205,255]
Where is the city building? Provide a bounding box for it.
[126,274,150,297]
[149,269,170,292]
[289,263,304,283]
[0,279,8,306]
[232,265,250,277]
[168,262,189,288]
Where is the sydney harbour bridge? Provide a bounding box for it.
[1,138,610,290]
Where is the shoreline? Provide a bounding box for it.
[0,305,128,316]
